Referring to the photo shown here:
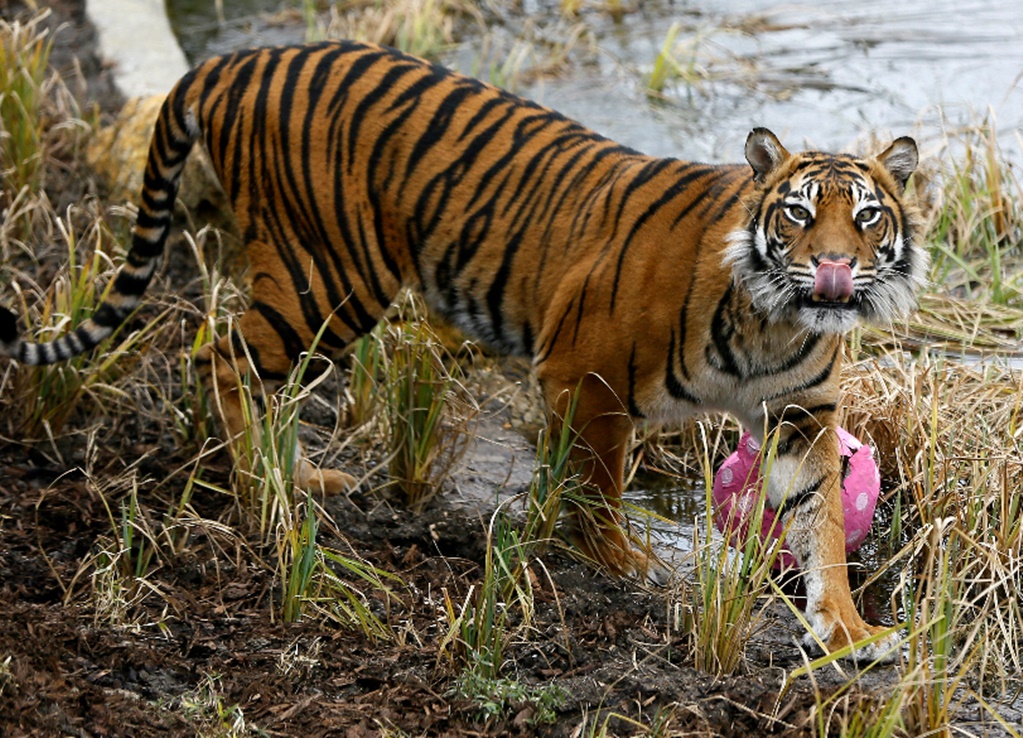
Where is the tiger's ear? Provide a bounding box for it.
[877,136,918,190]
[745,128,791,184]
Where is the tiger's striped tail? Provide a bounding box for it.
[0,75,199,366]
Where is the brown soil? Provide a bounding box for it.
[0,2,1017,737]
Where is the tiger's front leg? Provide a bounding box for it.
[764,412,896,661]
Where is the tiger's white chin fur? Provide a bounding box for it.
[796,306,860,335]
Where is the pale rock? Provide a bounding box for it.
[86,95,227,217]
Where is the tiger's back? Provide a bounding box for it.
[173,42,753,363]
[1,41,925,661]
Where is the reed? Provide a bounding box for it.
[0,11,54,197]
[345,325,386,431]
[382,298,476,509]
[523,386,584,550]
[670,422,784,675]
[923,122,1023,307]
[316,0,480,59]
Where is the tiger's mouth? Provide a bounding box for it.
[794,289,864,333]
[799,293,860,311]
[795,258,863,315]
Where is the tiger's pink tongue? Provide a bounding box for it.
[813,261,853,302]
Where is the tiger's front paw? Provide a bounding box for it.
[804,608,900,663]
[297,461,358,495]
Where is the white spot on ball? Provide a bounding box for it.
[737,494,754,516]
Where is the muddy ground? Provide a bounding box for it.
[0,446,859,738]
[0,2,1018,736]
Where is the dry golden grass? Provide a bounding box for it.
[837,349,1023,732]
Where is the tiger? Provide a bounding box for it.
[0,40,925,660]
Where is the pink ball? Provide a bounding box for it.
[711,427,880,569]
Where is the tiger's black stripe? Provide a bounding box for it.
[665,329,702,405]
[627,344,645,419]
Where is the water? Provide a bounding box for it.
[626,471,707,568]
[167,0,1023,161]
[167,0,295,62]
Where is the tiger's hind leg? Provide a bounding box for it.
[193,238,388,495]
[194,333,357,495]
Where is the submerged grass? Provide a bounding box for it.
[645,22,712,96]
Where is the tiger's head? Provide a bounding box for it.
[726,127,927,334]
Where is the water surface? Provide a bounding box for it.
[167,0,1023,160]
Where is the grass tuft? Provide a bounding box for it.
[670,422,782,675]
[382,295,477,510]
[315,0,481,59]
[7,206,174,443]
[0,10,55,197]
[174,672,260,737]
[450,666,566,726]
[924,121,1023,307]
[523,386,584,550]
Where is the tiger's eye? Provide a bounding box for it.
[786,204,810,221]
[856,207,880,225]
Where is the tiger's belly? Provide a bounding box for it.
[420,283,532,357]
